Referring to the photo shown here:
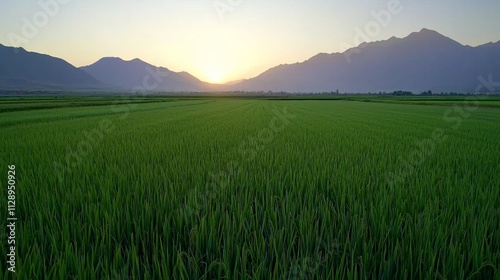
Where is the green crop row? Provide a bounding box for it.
[0,98,499,279]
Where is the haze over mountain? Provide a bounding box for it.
[0,44,102,89]
[234,28,500,93]
[80,58,220,92]
[1,29,499,93]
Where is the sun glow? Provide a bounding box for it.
[203,68,226,84]
[195,40,233,84]
[198,58,230,84]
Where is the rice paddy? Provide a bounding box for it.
[0,96,499,279]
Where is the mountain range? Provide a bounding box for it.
[0,44,101,89]
[1,28,499,93]
[234,28,500,93]
[80,57,218,92]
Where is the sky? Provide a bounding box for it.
[1,0,499,84]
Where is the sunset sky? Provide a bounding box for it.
[1,0,499,83]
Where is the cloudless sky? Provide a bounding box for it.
[1,0,499,83]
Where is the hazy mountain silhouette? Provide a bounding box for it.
[1,28,498,93]
[233,29,500,93]
[81,57,220,92]
[0,44,102,89]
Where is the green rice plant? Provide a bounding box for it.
[0,97,499,279]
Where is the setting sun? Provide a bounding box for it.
[196,45,231,84]
[202,67,226,84]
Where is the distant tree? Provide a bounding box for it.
[392,90,412,96]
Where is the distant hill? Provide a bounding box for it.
[0,44,102,89]
[232,29,500,93]
[80,57,221,92]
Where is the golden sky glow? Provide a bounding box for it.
[1,0,500,84]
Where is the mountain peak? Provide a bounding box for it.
[410,28,447,39]
[98,57,125,62]
[93,57,151,66]
[131,58,144,63]
[419,28,436,33]
[409,28,444,38]
[405,28,463,48]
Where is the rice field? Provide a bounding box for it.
[0,97,499,279]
